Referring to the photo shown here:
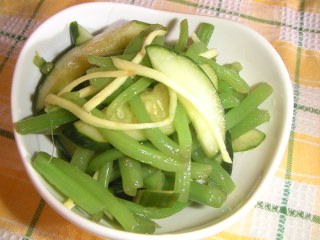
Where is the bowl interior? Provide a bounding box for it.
[11,2,293,240]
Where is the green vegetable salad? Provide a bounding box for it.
[15,19,272,234]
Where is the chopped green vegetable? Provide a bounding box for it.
[120,198,191,219]
[14,19,274,234]
[225,82,273,130]
[70,147,95,172]
[174,19,189,52]
[119,157,143,196]
[199,56,250,93]
[189,181,227,208]
[196,22,215,46]
[15,108,77,135]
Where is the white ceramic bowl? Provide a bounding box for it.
[11,2,293,240]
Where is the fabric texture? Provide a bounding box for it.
[0,0,319,239]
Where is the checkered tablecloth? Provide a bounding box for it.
[0,0,319,239]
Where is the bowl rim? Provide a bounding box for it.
[11,2,293,240]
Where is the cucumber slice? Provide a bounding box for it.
[69,21,93,46]
[106,83,175,140]
[74,121,105,143]
[73,120,145,149]
[55,134,77,160]
[63,124,109,151]
[145,45,231,163]
[35,20,150,111]
[232,129,266,152]
[200,63,218,89]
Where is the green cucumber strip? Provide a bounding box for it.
[70,147,95,172]
[232,129,266,152]
[174,19,189,52]
[33,152,105,214]
[97,161,113,188]
[223,62,243,72]
[173,102,192,202]
[199,56,249,94]
[74,120,106,143]
[181,97,221,157]
[185,42,208,62]
[55,134,77,160]
[124,24,166,54]
[225,82,273,130]
[109,168,121,183]
[196,22,215,46]
[151,35,166,46]
[128,94,180,157]
[89,76,115,90]
[87,148,124,175]
[101,84,126,106]
[173,102,192,161]
[218,80,247,102]
[222,131,234,175]
[87,53,135,68]
[134,190,179,208]
[230,108,270,140]
[119,157,143,196]
[63,124,109,151]
[141,164,159,177]
[99,128,185,172]
[190,162,212,181]
[15,108,77,135]
[174,163,191,202]
[190,130,235,192]
[132,215,157,234]
[106,77,154,118]
[143,170,165,190]
[125,24,166,54]
[200,63,219,89]
[219,92,240,109]
[119,198,191,219]
[207,158,236,194]
[91,211,104,223]
[189,181,227,208]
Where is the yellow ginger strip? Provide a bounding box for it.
[57,70,133,96]
[191,32,201,43]
[82,75,128,112]
[64,198,75,209]
[133,29,167,63]
[199,48,218,59]
[77,85,99,98]
[82,29,167,112]
[45,91,177,130]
